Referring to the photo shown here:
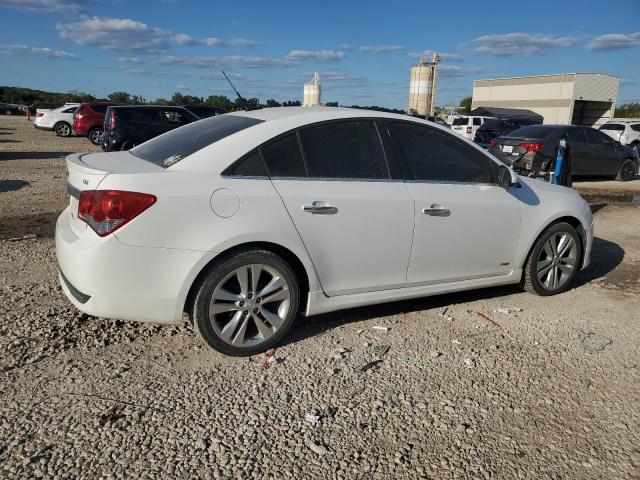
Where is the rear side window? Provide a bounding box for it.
[452,117,468,126]
[131,114,263,168]
[600,124,624,131]
[261,133,307,177]
[299,121,389,179]
[631,124,640,133]
[223,149,268,177]
[389,122,497,184]
[473,118,482,126]
[90,104,108,114]
[565,128,588,143]
[586,128,611,145]
[121,109,162,124]
[163,109,194,125]
[62,107,77,113]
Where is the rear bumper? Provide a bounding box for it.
[34,124,53,131]
[56,206,206,325]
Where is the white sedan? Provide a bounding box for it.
[34,103,79,137]
[56,107,593,356]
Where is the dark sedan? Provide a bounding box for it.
[490,125,638,181]
[474,118,540,147]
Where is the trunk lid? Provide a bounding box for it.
[66,152,164,236]
[490,136,539,165]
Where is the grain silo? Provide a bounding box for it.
[303,71,321,107]
[407,52,440,116]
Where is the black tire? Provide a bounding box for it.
[88,128,103,145]
[192,248,300,356]
[120,140,134,151]
[521,222,582,296]
[54,121,72,137]
[615,158,637,182]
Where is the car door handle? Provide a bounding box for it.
[302,201,338,215]
[423,204,451,217]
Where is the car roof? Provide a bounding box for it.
[229,106,413,123]
[107,105,186,110]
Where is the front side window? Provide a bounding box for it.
[565,128,588,143]
[299,121,389,179]
[131,114,263,168]
[261,133,306,177]
[631,124,640,133]
[600,124,624,131]
[389,122,497,184]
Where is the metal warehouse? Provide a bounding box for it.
[471,73,619,126]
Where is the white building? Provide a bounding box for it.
[471,73,619,126]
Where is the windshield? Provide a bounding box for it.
[130,114,264,168]
[452,117,468,126]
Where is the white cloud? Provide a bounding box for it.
[407,50,464,62]
[338,43,355,51]
[359,44,403,53]
[117,56,142,64]
[470,33,576,56]
[587,33,640,51]
[57,17,171,52]
[156,55,292,69]
[174,33,199,46]
[0,0,89,12]
[0,43,75,58]
[227,38,258,47]
[286,50,345,61]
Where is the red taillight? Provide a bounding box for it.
[466,126,472,134]
[36,112,44,117]
[78,190,156,236]
[520,142,544,152]
[489,140,497,148]
[108,110,117,132]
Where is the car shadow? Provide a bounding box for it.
[0,179,29,193]
[0,151,72,161]
[282,235,624,348]
[0,139,21,144]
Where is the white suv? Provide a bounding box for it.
[451,116,494,139]
[34,103,79,137]
[599,121,640,156]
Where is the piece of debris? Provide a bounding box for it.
[304,412,321,424]
[360,360,383,372]
[493,308,522,315]
[261,347,278,369]
[429,351,441,358]
[476,312,502,328]
[372,325,390,332]
[464,358,476,369]
[451,339,461,345]
[306,439,328,455]
[332,347,350,361]
[6,233,38,242]
[99,405,125,425]
[578,331,614,353]
[372,344,390,358]
[402,357,439,369]
[438,307,454,320]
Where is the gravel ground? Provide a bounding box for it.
[1,115,639,479]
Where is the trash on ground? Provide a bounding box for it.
[306,439,328,455]
[304,412,321,424]
[452,339,461,345]
[360,360,383,372]
[464,358,476,369]
[261,347,278,369]
[373,344,390,357]
[476,311,502,328]
[493,307,522,315]
[438,307,454,320]
[402,357,439,369]
[429,351,441,358]
[372,325,390,332]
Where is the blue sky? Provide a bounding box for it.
[0,0,638,108]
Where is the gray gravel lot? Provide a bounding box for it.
[1,115,639,479]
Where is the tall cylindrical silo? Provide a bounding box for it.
[407,52,440,116]
[303,71,321,107]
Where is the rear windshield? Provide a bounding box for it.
[130,114,264,168]
[599,124,624,131]
[452,117,468,126]
[480,119,505,129]
[506,125,558,138]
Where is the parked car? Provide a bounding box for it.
[474,118,541,147]
[426,115,449,128]
[34,103,79,137]
[73,102,124,145]
[599,121,640,156]
[0,103,22,115]
[27,103,58,116]
[57,107,593,356]
[490,125,638,181]
[451,115,494,139]
[182,105,226,119]
[101,105,199,151]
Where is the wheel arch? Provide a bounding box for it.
[182,241,312,321]
[521,215,587,272]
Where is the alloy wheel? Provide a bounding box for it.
[90,129,102,145]
[56,123,71,136]
[621,160,636,180]
[536,232,578,290]
[209,263,291,348]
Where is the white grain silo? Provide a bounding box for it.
[303,71,321,107]
[407,52,440,117]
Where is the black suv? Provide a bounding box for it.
[101,105,199,151]
[182,105,226,118]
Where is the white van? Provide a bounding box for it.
[451,116,494,139]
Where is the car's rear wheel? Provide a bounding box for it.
[192,248,300,356]
[88,128,103,145]
[615,158,637,182]
[120,140,134,151]
[54,121,72,137]
[521,222,582,296]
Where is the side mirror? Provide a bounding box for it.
[497,164,518,188]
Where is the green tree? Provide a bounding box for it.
[266,99,281,108]
[205,94,234,111]
[108,91,131,103]
[615,103,640,118]
[458,96,472,115]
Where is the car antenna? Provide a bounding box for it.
[222,71,249,111]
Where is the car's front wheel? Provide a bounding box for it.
[54,121,72,137]
[521,222,582,296]
[192,248,300,356]
[615,158,637,181]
